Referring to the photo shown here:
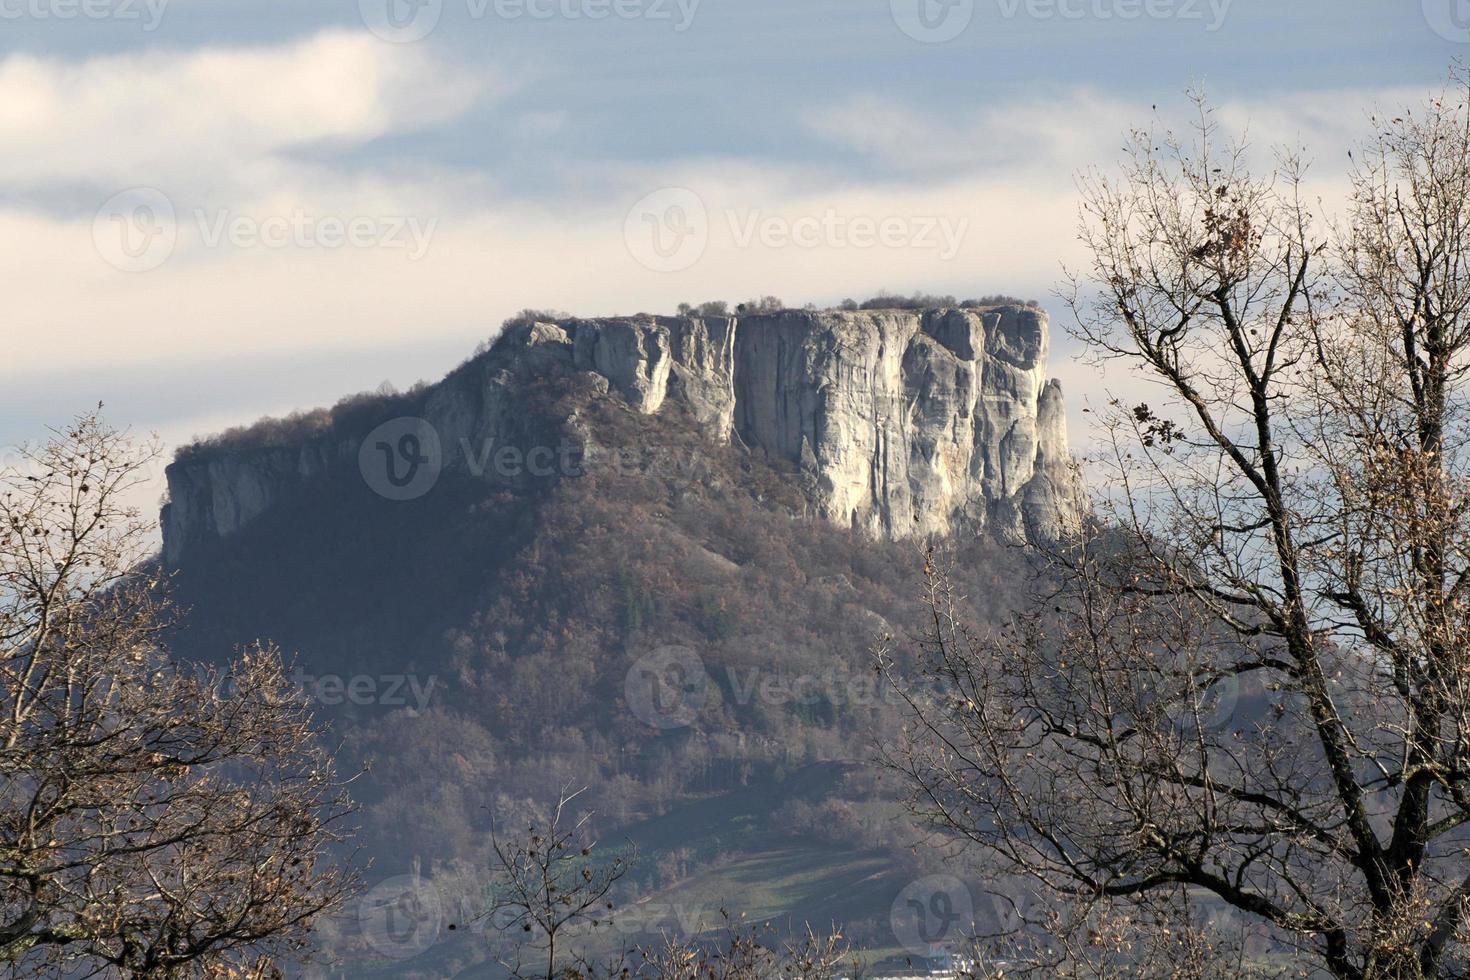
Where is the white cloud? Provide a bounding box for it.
[0,30,498,195]
[804,88,1139,177]
[805,83,1438,185]
[0,39,1445,472]
[1212,84,1435,163]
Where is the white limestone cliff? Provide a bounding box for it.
[162,306,1081,565]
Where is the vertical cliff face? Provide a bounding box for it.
[564,306,1080,541]
[161,306,1081,565]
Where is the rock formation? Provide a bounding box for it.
[162,305,1081,565]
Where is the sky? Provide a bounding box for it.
[0,0,1463,519]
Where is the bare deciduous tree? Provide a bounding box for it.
[881,74,1470,979]
[0,410,356,978]
[481,786,630,980]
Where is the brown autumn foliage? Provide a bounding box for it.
[882,75,1470,979]
[0,410,356,978]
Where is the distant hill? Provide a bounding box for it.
[158,305,1074,976]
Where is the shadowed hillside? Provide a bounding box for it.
[159,307,1064,975]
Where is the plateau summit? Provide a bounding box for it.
[162,304,1079,564]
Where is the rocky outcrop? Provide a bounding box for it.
[161,306,1081,565]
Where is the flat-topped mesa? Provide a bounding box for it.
[161,305,1082,565]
